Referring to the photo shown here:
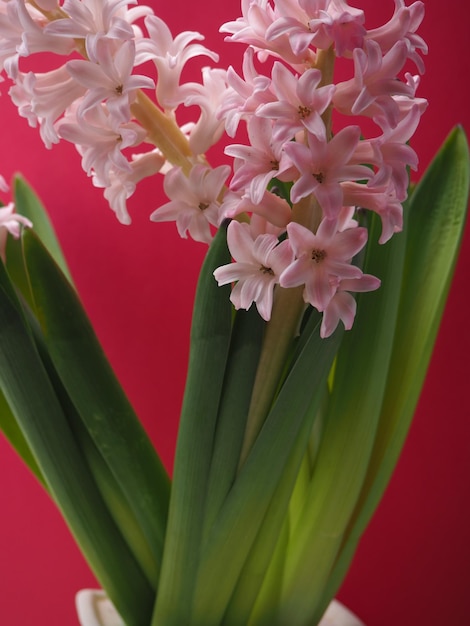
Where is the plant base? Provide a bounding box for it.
[75,590,364,626]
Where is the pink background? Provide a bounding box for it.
[1,1,469,624]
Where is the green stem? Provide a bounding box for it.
[238,195,324,468]
[237,285,304,467]
[131,91,194,173]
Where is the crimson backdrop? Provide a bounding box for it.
[1,1,469,624]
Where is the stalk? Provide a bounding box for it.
[237,46,336,467]
[130,91,195,173]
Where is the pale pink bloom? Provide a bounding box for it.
[341,181,403,244]
[17,0,76,59]
[150,164,231,244]
[365,0,427,73]
[0,202,32,261]
[320,274,380,338]
[67,37,154,124]
[393,72,427,122]
[333,39,414,129]
[0,202,32,236]
[280,219,367,311]
[256,64,335,143]
[225,116,294,204]
[57,103,147,185]
[267,0,365,57]
[0,0,73,79]
[95,150,165,223]
[213,219,294,321]
[182,67,230,155]
[309,0,365,57]
[135,15,218,110]
[347,104,421,202]
[9,67,87,147]
[0,0,31,79]
[285,126,373,217]
[220,188,292,231]
[221,0,310,67]
[8,72,37,127]
[265,0,324,57]
[371,105,421,201]
[221,0,275,48]
[218,48,274,137]
[44,0,152,43]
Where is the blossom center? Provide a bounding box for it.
[259,264,274,275]
[311,248,327,263]
[270,159,279,170]
[298,105,312,119]
[198,202,210,211]
[312,171,324,183]
[115,84,124,95]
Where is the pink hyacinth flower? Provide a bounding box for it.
[96,150,165,224]
[225,116,294,204]
[320,274,381,338]
[0,202,32,261]
[333,39,414,130]
[67,37,154,124]
[135,15,219,110]
[218,48,274,137]
[213,220,294,321]
[280,218,367,311]
[220,188,292,231]
[285,125,373,218]
[151,164,230,244]
[256,63,335,143]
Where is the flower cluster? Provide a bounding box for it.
[0,0,427,336]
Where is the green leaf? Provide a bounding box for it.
[191,317,342,625]
[222,389,326,625]
[21,229,170,581]
[13,176,73,284]
[0,256,46,485]
[152,225,233,625]
[0,389,46,487]
[318,125,470,612]
[251,205,406,624]
[0,270,154,626]
[202,307,265,542]
[25,297,160,588]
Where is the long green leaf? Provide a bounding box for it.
[25,298,160,588]
[13,176,73,283]
[0,255,46,486]
[222,387,327,625]
[191,318,342,625]
[317,126,470,614]
[0,271,154,626]
[274,207,409,624]
[202,307,265,542]
[21,229,170,578]
[152,225,233,625]
[0,389,46,486]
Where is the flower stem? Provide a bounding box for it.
[237,196,323,468]
[237,43,336,467]
[130,91,194,173]
[238,284,305,468]
[316,45,335,139]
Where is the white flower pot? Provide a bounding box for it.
[76,590,125,626]
[320,600,365,626]
[76,589,364,626]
